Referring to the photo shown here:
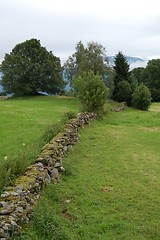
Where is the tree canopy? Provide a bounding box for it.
[1,39,65,96]
[64,41,112,87]
[73,71,108,112]
[132,84,152,110]
[112,51,131,104]
[113,51,130,85]
[130,67,146,85]
[145,59,160,101]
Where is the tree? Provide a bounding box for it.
[130,67,146,84]
[73,71,108,112]
[114,80,132,105]
[64,41,112,87]
[113,51,130,85]
[112,51,131,104]
[145,59,160,101]
[1,39,65,96]
[132,84,151,110]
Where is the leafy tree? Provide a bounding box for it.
[105,68,115,98]
[1,39,65,96]
[132,84,151,110]
[130,67,146,84]
[73,71,108,112]
[64,41,112,87]
[145,59,160,101]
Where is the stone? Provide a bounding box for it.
[2,223,10,231]
[0,228,5,237]
[54,162,61,168]
[0,202,7,208]
[0,204,15,215]
[63,146,68,153]
[15,186,24,193]
[0,192,10,198]
[59,167,65,172]
[51,168,59,180]
[45,173,51,184]
[15,207,23,213]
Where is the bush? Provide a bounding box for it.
[132,84,152,110]
[73,71,108,112]
[150,88,160,102]
[113,80,132,105]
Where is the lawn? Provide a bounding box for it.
[0,96,81,189]
[16,103,160,240]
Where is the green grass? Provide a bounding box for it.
[16,103,160,240]
[0,96,81,189]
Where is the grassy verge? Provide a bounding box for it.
[16,103,160,240]
[0,96,81,189]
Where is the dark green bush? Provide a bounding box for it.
[113,80,132,105]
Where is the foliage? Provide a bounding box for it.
[104,68,115,98]
[73,71,108,112]
[64,41,112,87]
[113,51,130,85]
[64,111,76,120]
[1,39,65,96]
[145,59,160,101]
[130,67,146,84]
[129,60,160,102]
[132,84,152,110]
[112,52,131,104]
[113,80,132,105]
[149,88,160,102]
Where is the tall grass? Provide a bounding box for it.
[16,103,160,239]
[0,96,81,189]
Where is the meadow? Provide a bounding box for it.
[15,102,160,240]
[0,96,81,189]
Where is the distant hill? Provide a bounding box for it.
[107,56,145,65]
[107,56,147,70]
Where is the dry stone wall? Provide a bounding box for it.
[0,112,97,239]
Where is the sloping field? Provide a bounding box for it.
[16,103,160,240]
[0,96,81,188]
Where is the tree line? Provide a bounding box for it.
[0,38,159,111]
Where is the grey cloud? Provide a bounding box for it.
[1,0,160,63]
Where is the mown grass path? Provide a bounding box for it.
[16,104,160,240]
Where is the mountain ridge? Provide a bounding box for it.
[107,56,145,66]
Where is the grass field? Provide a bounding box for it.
[0,96,81,189]
[15,103,160,240]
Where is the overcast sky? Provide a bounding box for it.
[1,0,160,64]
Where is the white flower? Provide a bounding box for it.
[4,156,8,160]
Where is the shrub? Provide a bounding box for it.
[113,80,132,105]
[73,71,108,113]
[132,84,152,110]
[150,88,160,102]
